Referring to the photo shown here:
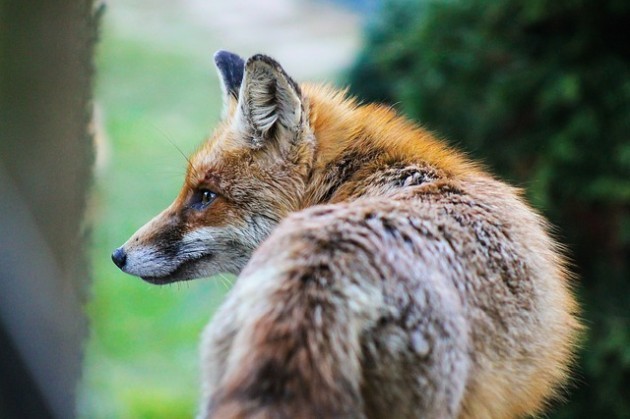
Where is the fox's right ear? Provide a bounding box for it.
[233,54,303,148]
[214,50,245,104]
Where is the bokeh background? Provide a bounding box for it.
[1,0,628,418]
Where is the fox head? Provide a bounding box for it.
[112,51,315,284]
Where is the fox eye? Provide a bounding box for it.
[201,190,215,204]
[191,189,217,210]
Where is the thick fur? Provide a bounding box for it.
[115,52,581,418]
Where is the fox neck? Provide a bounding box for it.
[298,84,478,208]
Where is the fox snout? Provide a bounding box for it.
[112,209,220,285]
[112,195,278,284]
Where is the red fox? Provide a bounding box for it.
[112,51,581,418]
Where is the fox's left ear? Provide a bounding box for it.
[234,54,303,146]
[214,50,245,104]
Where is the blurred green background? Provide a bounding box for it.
[78,0,358,417]
[79,0,629,417]
[77,3,227,418]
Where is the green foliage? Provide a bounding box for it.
[349,0,630,416]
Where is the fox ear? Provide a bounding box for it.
[235,54,302,146]
[214,50,245,101]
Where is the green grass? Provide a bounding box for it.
[78,8,231,418]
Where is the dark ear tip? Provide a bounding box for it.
[214,50,245,98]
[214,50,242,66]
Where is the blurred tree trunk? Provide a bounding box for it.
[0,0,99,417]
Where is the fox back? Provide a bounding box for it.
[113,51,580,418]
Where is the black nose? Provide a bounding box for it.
[111,247,127,269]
